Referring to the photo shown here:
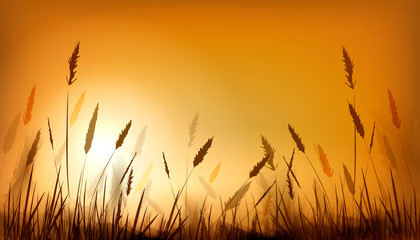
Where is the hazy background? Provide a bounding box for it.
[1,0,419,212]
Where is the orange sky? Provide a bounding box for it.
[1,0,419,212]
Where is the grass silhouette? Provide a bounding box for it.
[0,44,419,240]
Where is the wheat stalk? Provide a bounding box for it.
[288,124,305,153]
[188,113,199,147]
[162,152,170,179]
[126,168,133,196]
[382,132,398,170]
[67,42,80,86]
[133,125,147,155]
[47,118,54,151]
[342,46,358,204]
[317,144,333,177]
[261,135,276,170]
[348,102,365,138]
[224,182,251,211]
[193,137,214,167]
[23,85,36,125]
[369,122,376,153]
[92,120,132,196]
[388,89,414,192]
[84,104,99,154]
[135,162,154,193]
[342,46,355,89]
[209,162,221,183]
[10,85,36,185]
[343,163,355,195]
[198,175,216,199]
[286,172,294,200]
[26,130,41,166]
[249,155,270,178]
[288,124,329,204]
[65,42,81,196]
[70,91,85,126]
[388,89,401,129]
[116,120,132,149]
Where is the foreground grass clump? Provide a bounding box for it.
[0,43,419,240]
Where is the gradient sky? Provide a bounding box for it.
[1,0,419,212]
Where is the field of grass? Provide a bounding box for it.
[0,43,418,239]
